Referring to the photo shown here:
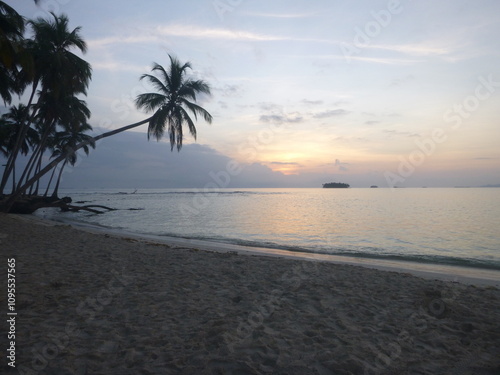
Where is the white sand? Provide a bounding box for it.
[1,213,499,374]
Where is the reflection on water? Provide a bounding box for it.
[40,188,500,269]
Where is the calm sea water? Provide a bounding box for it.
[35,188,500,270]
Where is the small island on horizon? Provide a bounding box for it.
[322,182,350,188]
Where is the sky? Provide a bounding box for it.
[4,0,500,188]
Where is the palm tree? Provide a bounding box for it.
[0,12,91,194]
[3,55,212,212]
[136,56,212,150]
[17,92,91,192]
[0,105,36,157]
[0,105,38,191]
[46,122,95,197]
[28,12,91,98]
[0,1,26,104]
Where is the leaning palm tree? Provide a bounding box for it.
[2,54,212,212]
[88,55,212,149]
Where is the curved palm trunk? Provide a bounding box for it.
[51,159,67,198]
[11,165,16,193]
[2,117,151,212]
[33,157,43,196]
[16,123,52,192]
[44,163,58,196]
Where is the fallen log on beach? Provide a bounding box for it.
[0,196,71,214]
[0,195,138,214]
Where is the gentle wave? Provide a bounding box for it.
[153,232,500,271]
[38,211,500,271]
[42,188,500,271]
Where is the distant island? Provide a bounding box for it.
[322,182,350,189]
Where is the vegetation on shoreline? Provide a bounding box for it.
[322,182,350,188]
[0,2,212,213]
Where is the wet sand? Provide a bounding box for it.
[1,213,499,374]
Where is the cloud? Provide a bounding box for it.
[334,159,349,172]
[348,56,423,65]
[258,102,282,112]
[365,120,380,125]
[269,161,301,166]
[259,113,303,124]
[390,74,415,87]
[88,35,157,48]
[301,99,323,105]
[87,24,289,50]
[90,61,149,73]
[215,84,244,97]
[369,43,453,57]
[58,131,320,188]
[155,24,286,42]
[383,130,420,138]
[313,109,349,119]
[242,11,318,19]
[311,54,423,65]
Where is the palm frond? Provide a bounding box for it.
[135,92,167,112]
[139,72,169,96]
[179,107,197,139]
[134,54,212,149]
[181,99,213,124]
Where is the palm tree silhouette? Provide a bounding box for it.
[0,12,92,194]
[136,57,212,150]
[0,1,26,104]
[4,54,212,211]
[0,105,39,192]
[46,122,95,197]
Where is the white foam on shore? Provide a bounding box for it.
[19,213,500,288]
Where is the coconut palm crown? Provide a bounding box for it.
[135,55,212,150]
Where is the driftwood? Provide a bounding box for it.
[0,195,141,214]
[61,204,117,214]
[0,196,69,214]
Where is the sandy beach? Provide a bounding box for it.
[1,213,499,375]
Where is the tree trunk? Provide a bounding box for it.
[51,159,67,198]
[16,121,52,192]
[33,157,43,196]
[44,163,58,197]
[1,116,151,213]
[11,165,16,194]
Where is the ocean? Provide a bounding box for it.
[34,188,500,270]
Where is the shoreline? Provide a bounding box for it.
[23,213,500,287]
[1,212,500,374]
